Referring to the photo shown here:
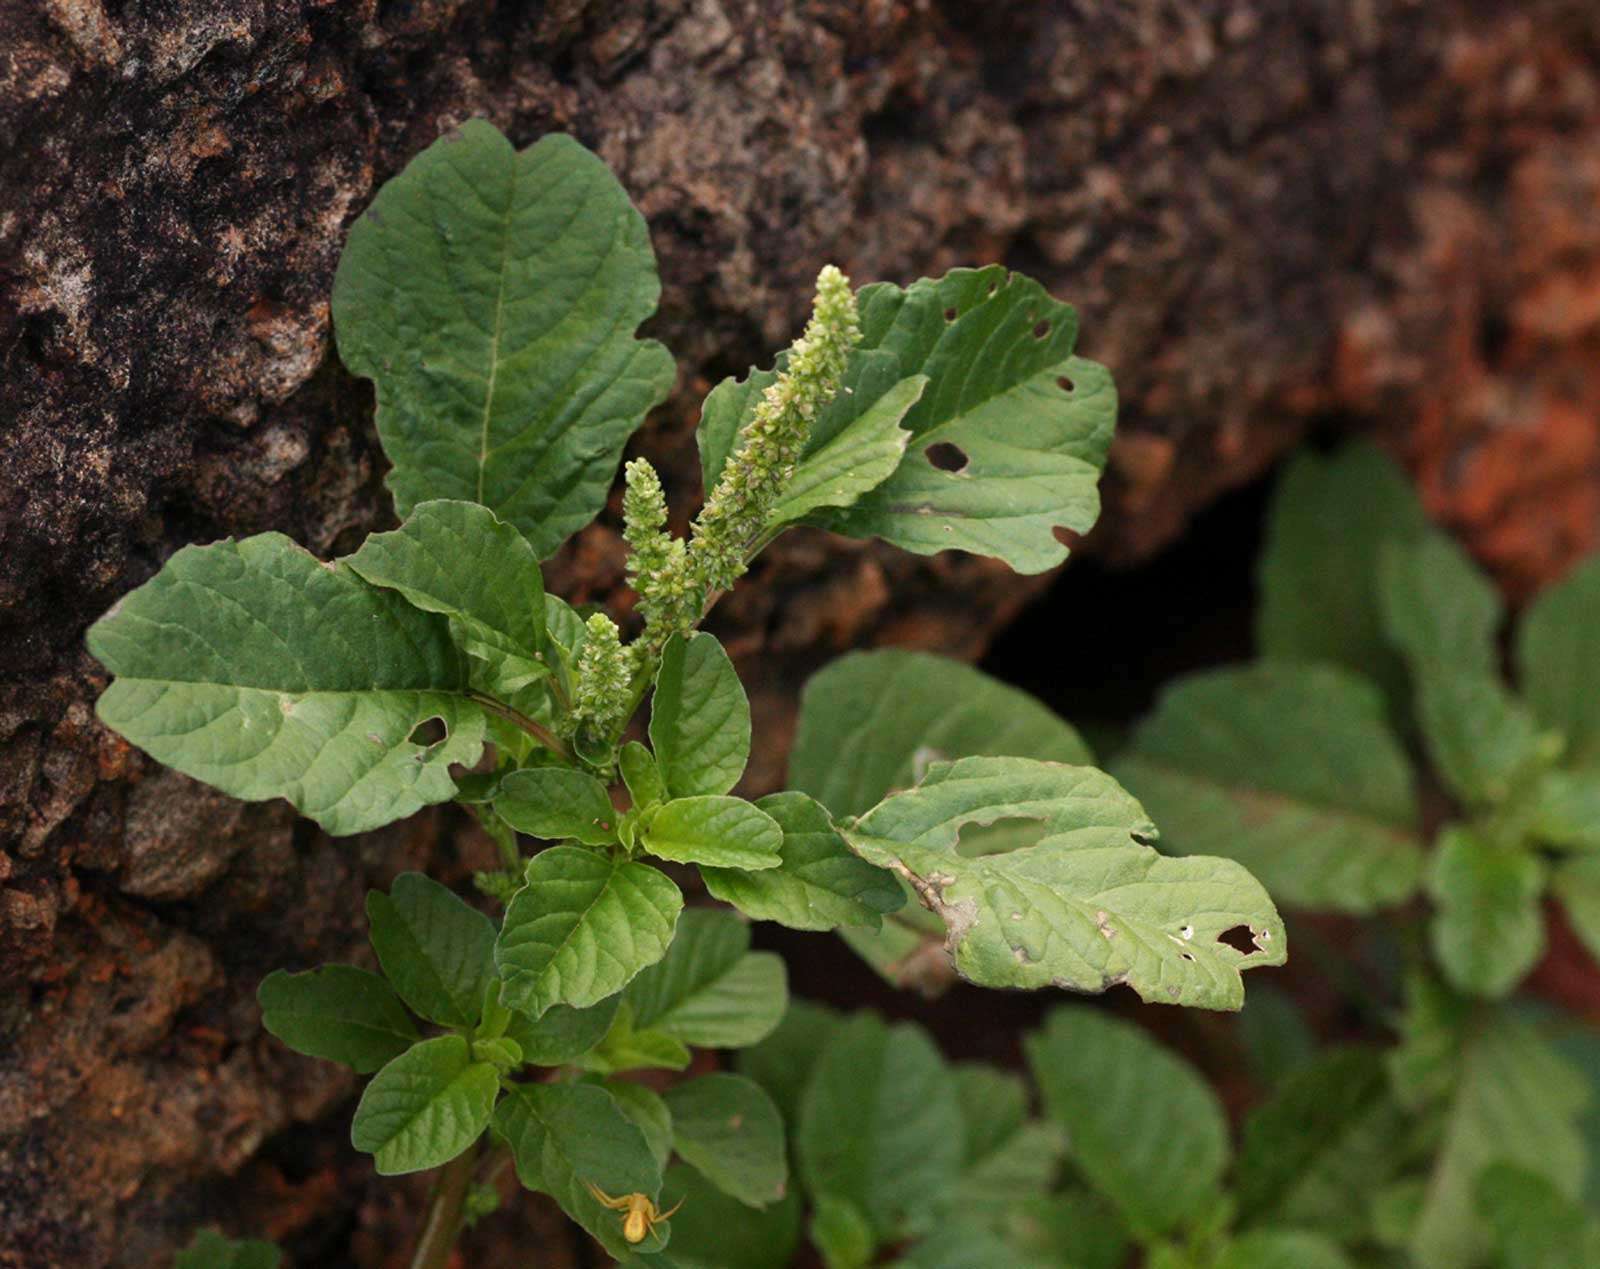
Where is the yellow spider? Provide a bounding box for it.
[584,1181,684,1244]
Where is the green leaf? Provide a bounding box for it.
[1532,769,1600,850]
[257,966,418,1074]
[495,768,620,845]
[997,1191,1130,1269]
[642,797,783,870]
[1237,984,1318,1088]
[791,649,1092,821]
[734,1000,842,1124]
[623,908,787,1048]
[1552,856,1600,967]
[812,268,1115,574]
[1427,828,1545,999]
[1518,554,1600,770]
[621,741,667,811]
[665,1074,787,1207]
[1479,1162,1600,1269]
[350,1034,498,1174]
[495,1081,665,1258]
[796,1014,965,1240]
[1409,671,1549,809]
[951,1065,1027,1164]
[810,1194,877,1269]
[844,756,1286,1010]
[1111,663,1424,913]
[86,534,486,836]
[175,1230,281,1269]
[1025,1007,1228,1240]
[1410,1016,1590,1268]
[607,1080,674,1169]
[701,791,903,931]
[496,847,682,1017]
[770,377,924,527]
[1214,1230,1354,1269]
[576,1001,692,1074]
[650,633,751,799]
[346,499,547,695]
[1255,442,1428,707]
[1234,1048,1406,1238]
[1378,531,1503,674]
[366,873,496,1028]
[502,993,621,1067]
[332,121,676,556]
[891,1222,1056,1269]
[651,1162,803,1269]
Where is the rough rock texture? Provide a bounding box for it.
[2,0,1598,1263]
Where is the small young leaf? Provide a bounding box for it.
[701,792,903,931]
[1233,1048,1406,1237]
[258,966,418,1074]
[495,768,620,845]
[1025,1008,1228,1240]
[86,534,486,836]
[1531,769,1600,851]
[496,847,681,1018]
[175,1230,281,1269]
[576,1000,693,1074]
[1410,1015,1590,1268]
[797,1014,965,1240]
[1213,1230,1354,1269]
[790,649,1091,820]
[495,1081,665,1258]
[665,1073,788,1207]
[809,1193,877,1269]
[651,1162,803,1269]
[1255,442,1427,707]
[844,756,1286,1010]
[350,1035,498,1174]
[624,908,788,1049]
[366,873,496,1029]
[650,634,751,799]
[332,122,676,557]
[641,797,784,870]
[502,993,621,1067]
[1112,663,1424,913]
[346,500,548,695]
[816,268,1116,574]
[621,741,667,811]
[606,1080,674,1169]
[1517,554,1600,770]
[734,1000,843,1124]
[1478,1162,1600,1269]
[1427,828,1545,999]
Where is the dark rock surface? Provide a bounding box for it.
[2,1,1597,1263]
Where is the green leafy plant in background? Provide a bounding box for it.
[87,121,1286,1267]
[1111,441,1600,1269]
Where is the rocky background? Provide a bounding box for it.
[2,1,1598,1264]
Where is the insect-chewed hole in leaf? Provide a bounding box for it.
[408,716,448,748]
[1057,374,1075,393]
[1215,924,1261,955]
[1032,318,1051,339]
[925,442,969,473]
[943,306,958,322]
[956,817,1048,857]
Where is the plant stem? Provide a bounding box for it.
[410,1149,476,1269]
[469,691,574,763]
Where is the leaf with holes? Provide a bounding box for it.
[1427,828,1545,999]
[650,633,751,800]
[495,846,681,1018]
[366,872,496,1029]
[665,1074,788,1207]
[1026,1008,1228,1240]
[1517,553,1600,771]
[701,791,904,932]
[843,756,1285,1010]
[796,1014,966,1243]
[332,121,676,556]
[350,1035,499,1175]
[641,796,784,871]
[791,649,1092,820]
[495,768,620,845]
[86,534,487,836]
[258,966,419,1074]
[621,908,788,1049]
[1112,664,1424,913]
[495,1081,667,1258]
[786,267,1115,574]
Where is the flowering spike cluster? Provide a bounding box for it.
[688,265,861,595]
[570,613,632,738]
[622,458,700,653]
